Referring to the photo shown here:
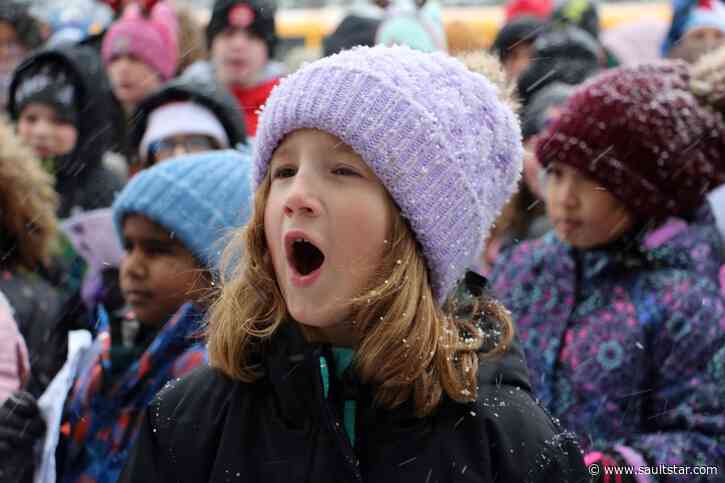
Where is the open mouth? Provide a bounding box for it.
[290,238,325,276]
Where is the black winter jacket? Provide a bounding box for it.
[9,44,123,218]
[120,297,588,482]
[0,269,65,397]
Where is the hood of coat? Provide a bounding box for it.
[8,43,116,181]
[129,76,247,160]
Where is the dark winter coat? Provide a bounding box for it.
[0,268,65,398]
[490,231,725,480]
[8,44,123,218]
[119,279,588,483]
[129,76,247,163]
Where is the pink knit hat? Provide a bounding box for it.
[101,2,179,81]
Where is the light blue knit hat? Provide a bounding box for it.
[253,45,523,302]
[113,150,254,269]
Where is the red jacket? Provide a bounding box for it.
[231,77,280,137]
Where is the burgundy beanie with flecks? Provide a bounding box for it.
[536,60,725,220]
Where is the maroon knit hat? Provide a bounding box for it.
[536,60,725,220]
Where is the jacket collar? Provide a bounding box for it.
[260,273,534,426]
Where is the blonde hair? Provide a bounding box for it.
[0,117,58,270]
[207,171,514,417]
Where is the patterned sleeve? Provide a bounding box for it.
[603,272,725,480]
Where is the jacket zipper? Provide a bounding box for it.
[318,354,363,482]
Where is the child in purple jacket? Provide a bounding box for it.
[491,61,725,482]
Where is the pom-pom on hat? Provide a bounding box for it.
[536,60,725,221]
[101,2,179,81]
[253,45,523,303]
[113,150,254,269]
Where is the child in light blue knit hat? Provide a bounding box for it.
[9,150,255,483]
[112,149,254,326]
[120,46,588,482]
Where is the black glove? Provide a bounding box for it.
[0,391,46,482]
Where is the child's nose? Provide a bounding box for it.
[122,250,149,279]
[283,177,321,218]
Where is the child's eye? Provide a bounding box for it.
[547,166,563,179]
[272,166,296,179]
[332,166,360,177]
[147,243,174,256]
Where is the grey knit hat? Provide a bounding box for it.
[253,45,523,302]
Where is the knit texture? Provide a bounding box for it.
[113,150,254,269]
[101,2,179,80]
[536,60,725,220]
[253,45,523,302]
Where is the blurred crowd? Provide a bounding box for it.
[0,0,724,481]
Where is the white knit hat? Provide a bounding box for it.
[139,101,230,161]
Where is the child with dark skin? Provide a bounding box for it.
[0,151,255,483]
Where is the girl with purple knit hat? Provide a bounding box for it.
[490,61,725,482]
[119,45,588,482]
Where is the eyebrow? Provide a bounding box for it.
[331,140,357,155]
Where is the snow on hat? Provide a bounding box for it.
[113,150,254,269]
[253,45,523,302]
[139,101,230,162]
[536,60,725,220]
[101,2,179,81]
[11,60,78,124]
[206,0,278,57]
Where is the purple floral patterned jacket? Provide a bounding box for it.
[490,231,725,482]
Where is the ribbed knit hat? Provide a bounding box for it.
[113,150,254,269]
[253,45,523,302]
[536,60,725,221]
[101,2,179,81]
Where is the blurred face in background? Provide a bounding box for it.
[503,41,534,80]
[108,54,162,112]
[17,103,78,160]
[120,214,207,326]
[672,27,725,63]
[545,162,634,249]
[0,21,28,108]
[211,27,268,87]
[146,134,220,165]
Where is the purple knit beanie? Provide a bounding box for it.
[254,45,523,303]
[101,2,179,81]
